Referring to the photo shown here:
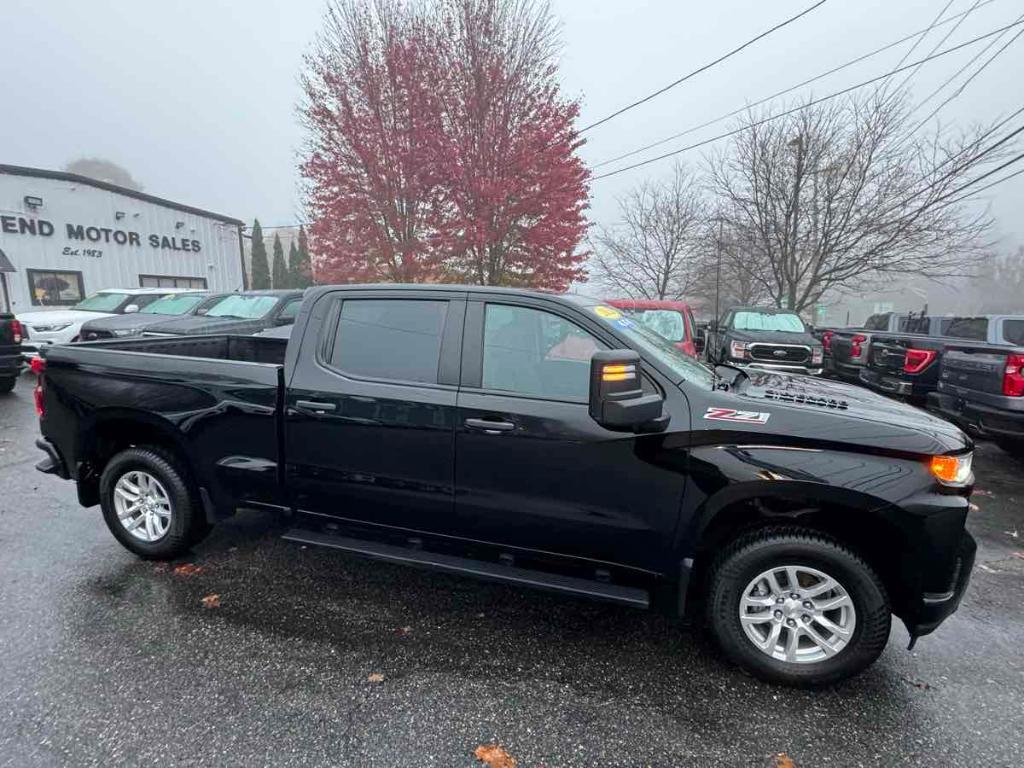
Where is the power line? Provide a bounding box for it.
[890,0,983,95]
[578,0,829,134]
[591,0,998,170]
[908,18,1024,132]
[941,148,1024,200]
[591,19,1024,181]
[891,0,958,71]
[947,166,1024,203]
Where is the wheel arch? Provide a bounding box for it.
[681,481,916,620]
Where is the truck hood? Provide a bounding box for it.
[144,316,263,335]
[697,369,970,456]
[728,329,821,347]
[81,313,179,333]
[17,309,114,327]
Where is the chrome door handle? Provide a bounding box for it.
[464,418,515,433]
[296,400,337,413]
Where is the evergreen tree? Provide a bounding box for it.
[287,241,301,289]
[271,233,288,288]
[249,219,270,290]
[295,225,313,287]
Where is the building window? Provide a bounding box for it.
[139,274,208,289]
[27,269,85,307]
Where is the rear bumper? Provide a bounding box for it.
[905,532,976,637]
[859,367,932,398]
[827,358,864,382]
[0,352,23,377]
[35,437,69,479]
[928,391,1024,439]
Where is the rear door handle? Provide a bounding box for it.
[464,418,515,434]
[296,400,337,413]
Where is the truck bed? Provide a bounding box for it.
[65,334,288,366]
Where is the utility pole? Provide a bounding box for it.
[714,219,723,323]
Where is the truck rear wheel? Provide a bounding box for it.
[99,447,209,559]
[0,377,15,395]
[706,527,891,686]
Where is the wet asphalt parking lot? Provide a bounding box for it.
[1,370,1022,767]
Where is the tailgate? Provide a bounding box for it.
[0,316,21,358]
[940,347,1011,395]
[830,332,863,364]
[868,335,908,373]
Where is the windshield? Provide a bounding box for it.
[732,311,805,333]
[139,294,206,315]
[620,308,685,343]
[588,304,715,387]
[204,294,278,319]
[73,293,132,313]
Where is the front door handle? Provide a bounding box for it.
[464,417,515,434]
[296,400,337,414]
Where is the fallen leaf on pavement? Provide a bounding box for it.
[367,673,385,683]
[1004,530,1019,539]
[173,563,205,577]
[396,626,412,636]
[474,744,516,768]
[973,488,994,496]
[903,677,932,690]
[968,503,980,513]
[772,754,796,768]
[1013,552,1024,560]
[201,594,221,609]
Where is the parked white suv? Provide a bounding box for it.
[17,288,193,352]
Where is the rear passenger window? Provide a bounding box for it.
[278,297,302,323]
[482,304,604,402]
[945,317,989,341]
[331,299,448,383]
[1003,320,1024,346]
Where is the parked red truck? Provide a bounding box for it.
[605,299,699,356]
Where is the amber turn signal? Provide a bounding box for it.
[601,363,636,382]
[930,454,972,485]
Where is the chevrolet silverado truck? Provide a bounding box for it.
[0,312,23,393]
[32,285,976,686]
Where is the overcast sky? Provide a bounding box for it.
[3,0,1021,250]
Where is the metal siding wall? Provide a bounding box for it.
[0,173,243,311]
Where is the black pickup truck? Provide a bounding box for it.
[33,285,976,686]
[0,312,24,394]
[828,312,948,384]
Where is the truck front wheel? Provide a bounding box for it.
[99,447,209,559]
[706,527,891,686]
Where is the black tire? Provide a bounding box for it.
[99,446,210,559]
[706,526,891,687]
[0,377,15,395]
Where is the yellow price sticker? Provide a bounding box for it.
[593,305,622,320]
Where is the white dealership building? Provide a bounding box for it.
[0,165,245,313]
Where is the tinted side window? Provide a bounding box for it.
[945,317,989,341]
[331,299,448,384]
[482,304,604,402]
[1002,319,1024,346]
[863,313,890,331]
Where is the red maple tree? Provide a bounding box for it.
[301,0,589,290]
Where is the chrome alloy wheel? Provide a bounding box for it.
[113,470,172,543]
[739,565,857,664]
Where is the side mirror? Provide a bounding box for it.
[589,350,668,433]
[693,334,706,355]
[195,307,209,316]
[123,304,140,314]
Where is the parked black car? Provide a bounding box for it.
[710,306,824,375]
[33,285,976,686]
[142,290,304,337]
[0,312,23,394]
[80,292,228,340]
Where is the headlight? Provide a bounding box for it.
[930,453,973,486]
[32,322,73,333]
[729,340,748,359]
[112,329,139,337]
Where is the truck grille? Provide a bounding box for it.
[748,344,810,364]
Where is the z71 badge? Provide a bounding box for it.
[704,407,771,424]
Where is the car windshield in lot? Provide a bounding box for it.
[73,293,132,313]
[621,308,685,342]
[588,304,714,387]
[139,294,206,315]
[204,295,277,319]
[733,311,805,333]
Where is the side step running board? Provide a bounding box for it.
[282,528,650,609]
